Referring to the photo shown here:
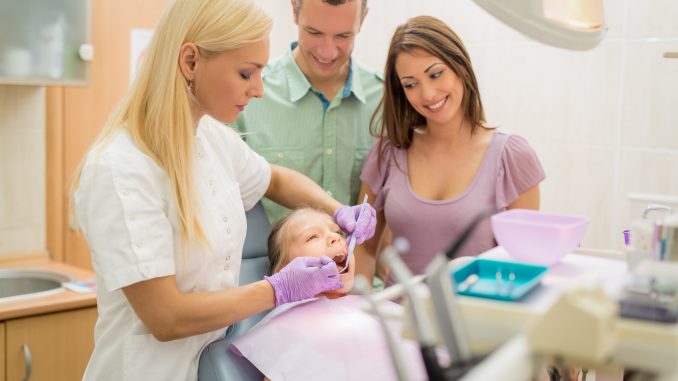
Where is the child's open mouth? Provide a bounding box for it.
[332,254,349,274]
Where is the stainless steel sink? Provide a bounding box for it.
[0,269,74,302]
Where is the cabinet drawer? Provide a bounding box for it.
[5,307,96,381]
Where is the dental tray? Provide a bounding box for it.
[451,258,548,301]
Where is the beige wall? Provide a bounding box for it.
[0,86,45,256]
[1,0,676,257]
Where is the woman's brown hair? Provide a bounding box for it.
[371,15,486,159]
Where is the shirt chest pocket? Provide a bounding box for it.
[258,147,305,173]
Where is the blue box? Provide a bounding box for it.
[451,258,548,301]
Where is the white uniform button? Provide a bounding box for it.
[224,264,230,271]
[123,190,130,196]
[226,227,232,234]
[208,179,213,186]
[212,190,216,196]
[222,216,228,223]
[226,256,231,261]
[326,148,333,155]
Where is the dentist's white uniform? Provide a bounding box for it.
[75,116,271,381]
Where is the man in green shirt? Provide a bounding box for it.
[233,0,383,224]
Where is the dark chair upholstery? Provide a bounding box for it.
[198,201,271,381]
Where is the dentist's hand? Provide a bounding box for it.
[265,256,343,307]
[333,203,377,245]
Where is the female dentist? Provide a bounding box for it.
[70,0,375,379]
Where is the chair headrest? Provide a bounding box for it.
[242,202,271,260]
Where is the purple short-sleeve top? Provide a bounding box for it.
[360,132,545,277]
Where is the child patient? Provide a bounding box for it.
[231,208,433,380]
[267,207,356,297]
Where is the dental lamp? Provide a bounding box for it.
[472,0,606,50]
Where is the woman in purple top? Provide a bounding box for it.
[356,16,545,284]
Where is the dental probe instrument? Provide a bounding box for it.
[340,194,369,273]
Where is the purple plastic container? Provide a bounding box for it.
[491,209,589,266]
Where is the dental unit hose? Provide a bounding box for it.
[383,238,446,381]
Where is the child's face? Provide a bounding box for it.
[286,209,355,296]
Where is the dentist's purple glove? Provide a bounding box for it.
[265,256,343,307]
[333,203,377,244]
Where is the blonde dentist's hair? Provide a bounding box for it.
[69,0,273,247]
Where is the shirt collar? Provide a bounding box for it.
[284,42,366,104]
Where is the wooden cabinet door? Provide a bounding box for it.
[0,322,5,381]
[47,0,169,268]
[5,308,97,381]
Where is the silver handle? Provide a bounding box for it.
[643,204,673,219]
[22,344,32,381]
[664,52,678,59]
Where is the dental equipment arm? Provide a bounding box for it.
[382,238,446,381]
[424,210,496,366]
[353,275,408,381]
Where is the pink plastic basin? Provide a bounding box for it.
[491,209,589,266]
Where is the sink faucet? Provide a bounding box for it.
[642,204,673,219]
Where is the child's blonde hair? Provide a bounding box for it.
[267,208,325,274]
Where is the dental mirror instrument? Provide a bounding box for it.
[340,194,369,273]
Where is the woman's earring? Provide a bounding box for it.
[187,79,194,94]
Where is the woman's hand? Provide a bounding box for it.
[333,203,377,244]
[264,256,343,307]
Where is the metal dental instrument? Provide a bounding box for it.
[505,272,516,297]
[457,274,479,293]
[340,194,369,273]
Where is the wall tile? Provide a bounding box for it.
[405,0,527,44]
[534,143,618,250]
[620,41,678,150]
[603,0,628,39]
[0,86,45,256]
[619,149,678,206]
[0,128,45,228]
[470,41,624,147]
[0,227,45,255]
[257,0,296,59]
[625,0,678,39]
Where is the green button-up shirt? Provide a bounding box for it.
[233,44,383,224]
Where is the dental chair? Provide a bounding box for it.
[198,201,271,381]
